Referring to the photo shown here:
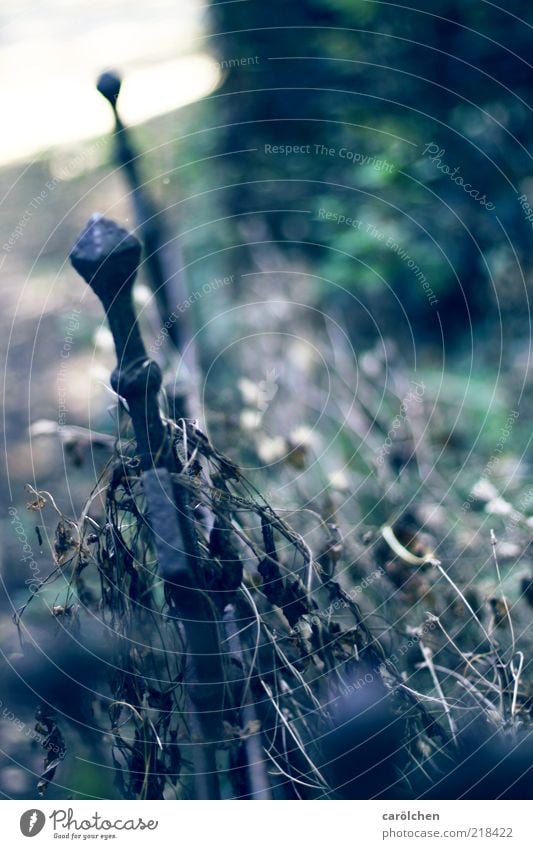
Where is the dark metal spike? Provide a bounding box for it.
[94,68,201,416]
[96,70,122,109]
[69,213,140,305]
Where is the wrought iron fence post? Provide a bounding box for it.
[70,214,222,799]
[96,70,200,417]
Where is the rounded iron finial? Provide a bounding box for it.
[96,70,122,108]
[69,214,141,305]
